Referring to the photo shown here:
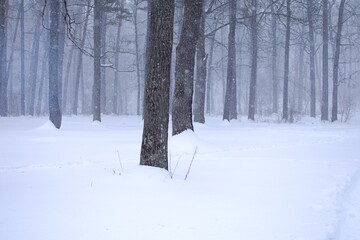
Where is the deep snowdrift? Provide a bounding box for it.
[1,115,360,240]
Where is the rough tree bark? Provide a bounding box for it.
[331,0,346,122]
[172,0,203,135]
[49,0,62,128]
[140,0,175,170]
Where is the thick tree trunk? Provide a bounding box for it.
[307,0,316,118]
[172,0,203,135]
[49,0,62,128]
[0,0,6,117]
[321,0,329,121]
[331,0,346,122]
[28,14,42,116]
[282,0,291,120]
[248,0,257,120]
[140,0,175,170]
[93,0,101,122]
[193,6,207,124]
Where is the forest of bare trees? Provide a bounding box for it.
[0,0,360,165]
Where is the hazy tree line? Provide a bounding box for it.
[0,0,359,127]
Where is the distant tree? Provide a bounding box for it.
[49,0,62,128]
[72,3,91,115]
[93,0,102,122]
[0,0,7,117]
[140,0,175,169]
[193,3,207,124]
[224,0,237,121]
[248,0,256,120]
[306,0,317,118]
[282,0,291,120]
[28,11,42,116]
[172,0,203,135]
[20,0,25,115]
[271,0,278,114]
[331,0,346,122]
[321,0,329,121]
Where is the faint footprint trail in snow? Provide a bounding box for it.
[332,162,360,240]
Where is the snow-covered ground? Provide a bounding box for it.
[1,115,360,240]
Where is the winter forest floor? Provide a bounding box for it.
[1,115,360,240]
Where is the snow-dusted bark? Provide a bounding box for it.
[172,0,203,135]
[140,0,175,169]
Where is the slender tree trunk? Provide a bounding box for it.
[101,12,107,114]
[0,0,6,117]
[172,0,203,135]
[307,0,316,117]
[282,0,291,120]
[140,0,175,170]
[248,0,257,120]
[62,45,74,114]
[93,0,101,122]
[321,0,329,121]
[193,5,207,123]
[134,4,142,116]
[223,0,237,121]
[49,0,62,128]
[113,0,124,115]
[331,0,346,122]
[6,5,20,115]
[297,36,305,113]
[36,48,48,116]
[20,0,25,115]
[28,14,42,116]
[205,19,218,115]
[271,0,278,114]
